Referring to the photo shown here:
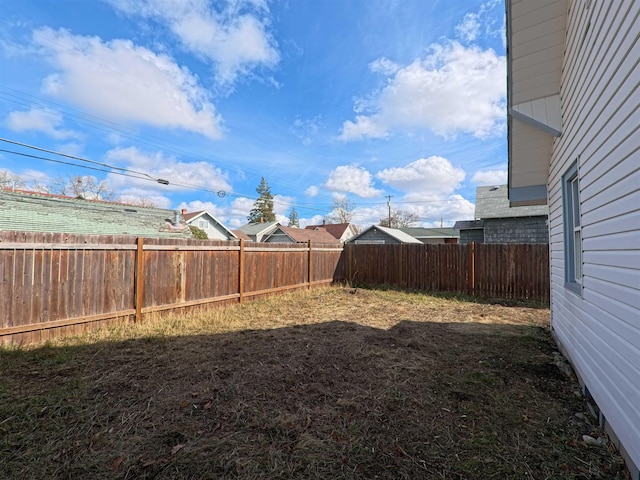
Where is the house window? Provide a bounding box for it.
[563,161,582,293]
[199,220,208,229]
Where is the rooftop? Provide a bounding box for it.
[475,185,548,219]
[0,189,192,238]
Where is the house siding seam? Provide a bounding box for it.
[548,0,640,475]
[483,217,549,244]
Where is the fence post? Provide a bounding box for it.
[468,242,475,296]
[238,239,245,304]
[307,240,313,289]
[135,237,145,323]
[397,243,403,287]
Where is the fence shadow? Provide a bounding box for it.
[1,316,614,480]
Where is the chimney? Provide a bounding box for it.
[182,208,187,215]
[174,210,181,227]
[322,219,326,226]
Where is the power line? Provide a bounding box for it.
[0,141,330,215]
[0,87,319,198]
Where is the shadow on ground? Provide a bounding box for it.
[0,319,627,479]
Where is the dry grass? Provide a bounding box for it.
[0,287,629,479]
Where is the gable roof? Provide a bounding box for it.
[349,225,422,244]
[475,185,548,219]
[399,227,459,239]
[236,221,280,236]
[0,189,192,238]
[266,226,341,244]
[231,229,251,241]
[181,210,237,239]
[304,223,352,240]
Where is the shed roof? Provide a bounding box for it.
[349,225,422,244]
[0,189,192,238]
[475,185,548,219]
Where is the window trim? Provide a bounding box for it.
[562,160,582,295]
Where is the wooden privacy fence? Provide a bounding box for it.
[0,231,342,345]
[1,231,549,345]
[335,243,549,303]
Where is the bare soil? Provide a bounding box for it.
[0,287,629,479]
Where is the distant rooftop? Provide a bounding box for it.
[0,189,191,238]
[236,221,280,235]
[399,227,459,238]
[475,185,548,219]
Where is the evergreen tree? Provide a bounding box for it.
[247,177,276,223]
[288,207,300,227]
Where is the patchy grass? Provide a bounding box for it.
[0,287,629,479]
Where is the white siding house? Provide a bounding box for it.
[181,210,237,240]
[507,0,640,476]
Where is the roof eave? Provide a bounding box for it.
[506,0,568,207]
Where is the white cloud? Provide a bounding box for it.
[471,169,507,186]
[273,194,295,216]
[376,156,465,195]
[324,165,383,198]
[107,0,279,88]
[299,214,324,229]
[33,27,223,139]
[339,41,506,141]
[369,57,400,75]
[305,185,319,197]
[105,146,231,193]
[5,108,80,140]
[227,197,254,227]
[455,0,504,45]
[455,13,480,42]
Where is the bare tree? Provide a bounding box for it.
[328,196,356,223]
[379,209,420,228]
[126,197,159,208]
[50,175,116,201]
[0,170,26,191]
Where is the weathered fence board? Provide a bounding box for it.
[1,230,549,345]
[336,243,549,302]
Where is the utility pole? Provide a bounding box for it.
[386,195,393,227]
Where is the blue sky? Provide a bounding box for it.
[0,0,508,229]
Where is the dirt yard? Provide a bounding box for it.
[0,287,628,479]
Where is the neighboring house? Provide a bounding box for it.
[235,221,280,242]
[454,185,549,244]
[0,189,193,238]
[399,227,459,244]
[263,226,341,244]
[181,209,237,240]
[304,222,359,243]
[506,1,639,476]
[347,225,423,245]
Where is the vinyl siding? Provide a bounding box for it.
[548,0,640,473]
